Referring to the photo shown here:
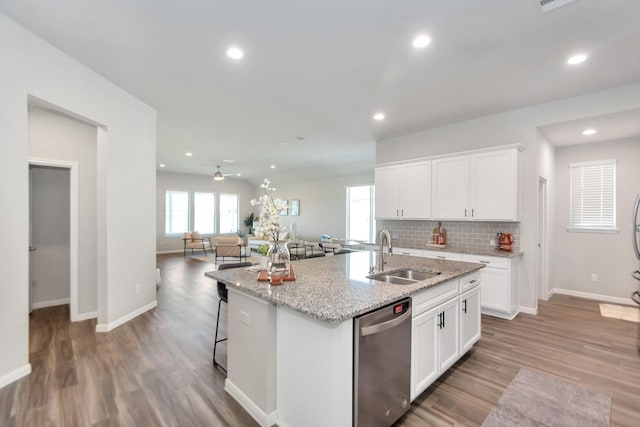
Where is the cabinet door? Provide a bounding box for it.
[374,166,399,218]
[411,307,439,401]
[399,161,431,219]
[438,298,460,373]
[432,156,468,219]
[460,286,481,353]
[480,267,510,312]
[469,150,517,221]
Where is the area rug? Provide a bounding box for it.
[481,368,611,427]
[599,303,640,323]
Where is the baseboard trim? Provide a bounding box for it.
[548,288,635,306]
[156,249,183,255]
[519,306,538,315]
[31,298,70,309]
[75,311,98,321]
[95,301,158,333]
[0,364,31,389]
[225,379,277,427]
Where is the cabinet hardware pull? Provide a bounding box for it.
[479,260,490,264]
[463,299,467,313]
[469,279,477,284]
[437,256,446,259]
[464,208,467,217]
[396,209,399,217]
[442,311,445,328]
[401,209,404,217]
[472,208,475,217]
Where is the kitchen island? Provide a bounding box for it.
[205,251,484,427]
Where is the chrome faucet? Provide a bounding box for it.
[378,229,392,271]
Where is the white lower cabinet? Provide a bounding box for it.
[461,254,520,320]
[460,285,481,353]
[411,275,478,401]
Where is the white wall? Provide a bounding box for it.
[30,166,70,305]
[377,83,640,312]
[156,171,257,252]
[537,130,555,300]
[0,13,156,387]
[551,138,640,300]
[271,172,374,242]
[29,107,98,314]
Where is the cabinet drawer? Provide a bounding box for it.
[462,254,509,269]
[395,247,424,257]
[413,280,458,317]
[459,271,481,292]
[423,250,462,260]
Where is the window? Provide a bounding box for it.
[219,193,239,233]
[568,159,617,232]
[165,191,189,235]
[346,185,375,241]
[194,192,215,234]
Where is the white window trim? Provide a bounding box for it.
[567,158,617,233]
[345,185,376,242]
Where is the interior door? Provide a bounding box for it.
[29,166,71,311]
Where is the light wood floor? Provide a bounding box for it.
[1,253,638,426]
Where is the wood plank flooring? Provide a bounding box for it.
[1,253,638,426]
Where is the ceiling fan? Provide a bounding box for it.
[213,165,238,181]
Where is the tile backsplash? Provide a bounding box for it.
[379,220,521,252]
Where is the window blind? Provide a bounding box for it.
[569,159,616,230]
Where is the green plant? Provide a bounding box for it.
[244,212,255,234]
[257,244,270,256]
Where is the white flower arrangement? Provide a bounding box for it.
[250,179,287,244]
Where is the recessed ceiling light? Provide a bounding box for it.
[236,173,242,177]
[223,159,236,163]
[567,54,587,65]
[412,34,431,49]
[270,165,276,169]
[159,164,166,168]
[582,129,597,136]
[185,152,193,157]
[280,142,289,146]
[226,47,244,59]
[373,113,385,121]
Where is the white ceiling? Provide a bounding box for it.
[1,0,640,183]
[539,108,640,146]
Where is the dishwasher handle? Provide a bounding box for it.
[360,308,412,337]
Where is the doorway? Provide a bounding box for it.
[537,177,549,302]
[28,159,79,319]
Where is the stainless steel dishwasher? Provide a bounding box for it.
[353,298,412,427]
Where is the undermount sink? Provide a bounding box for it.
[367,268,441,285]
[390,268,441,281]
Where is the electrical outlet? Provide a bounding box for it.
[590,273,598,282]
[135,283,141,294]
[489,239,495,246]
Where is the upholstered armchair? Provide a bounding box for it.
[183,231,213,256]
[215,236,249,262]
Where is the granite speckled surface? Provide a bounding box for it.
[421,245,523,258]
[205,251,484,324]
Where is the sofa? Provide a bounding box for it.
[247,231,290,251]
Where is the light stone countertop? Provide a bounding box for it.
[205,251,484,324]
[419,245,524,258]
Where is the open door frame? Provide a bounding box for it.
[29,157,79,321]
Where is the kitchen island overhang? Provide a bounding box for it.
[205,251,484,427]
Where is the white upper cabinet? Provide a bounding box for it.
[432,148,519,221]
[432,156,468,219]
[469,150,517,220]
[375,161,431,219]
